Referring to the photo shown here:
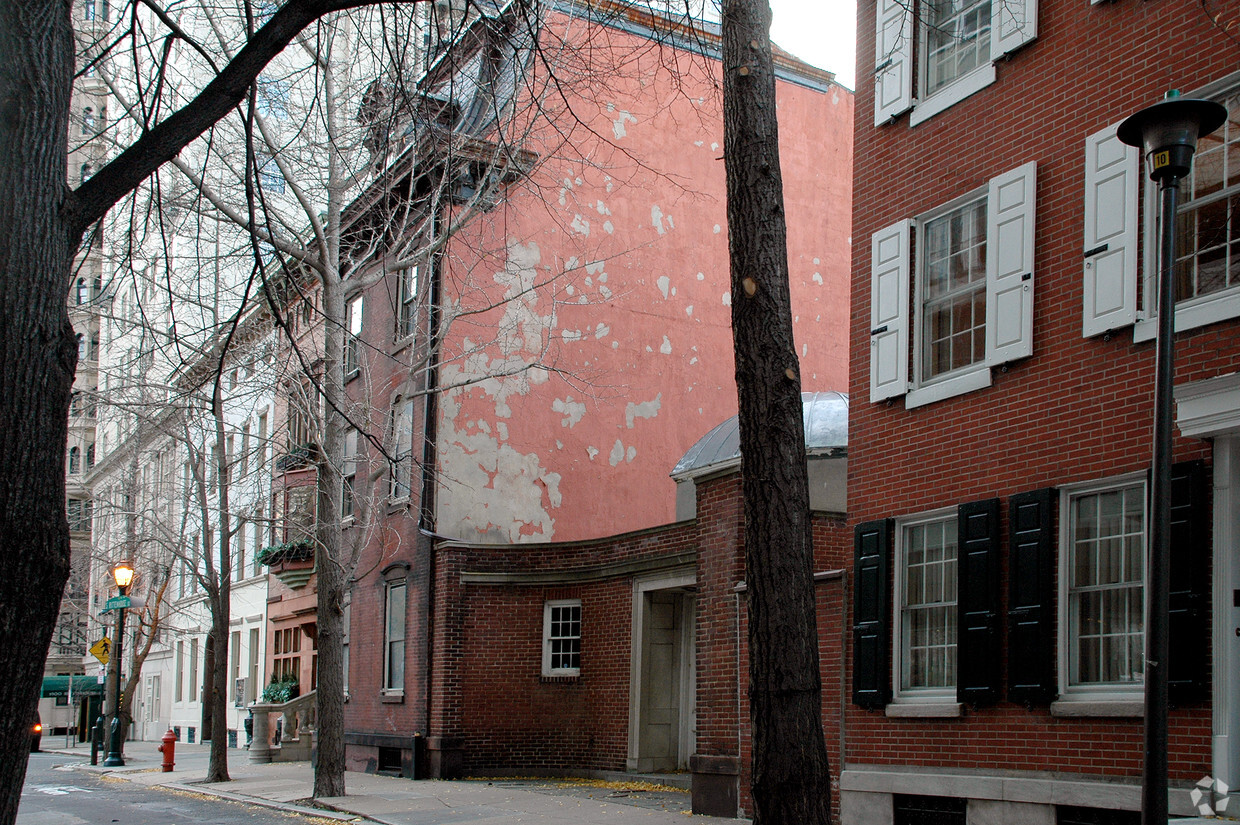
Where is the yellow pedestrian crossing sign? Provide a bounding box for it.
[90,638,110,665]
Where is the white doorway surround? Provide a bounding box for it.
[1177,374,1240,790]
[627,572,696,773]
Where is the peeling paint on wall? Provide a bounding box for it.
[625,393,662,428]
[659,336,672,355]
[656,275,670,299]
[571,214,591,236]
[438,239,565,543]
[611,108,638,139]
[553,396,586,428]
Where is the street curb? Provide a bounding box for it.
[159,781,369,822]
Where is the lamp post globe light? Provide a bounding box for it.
[102,560,134,767]
[1116,92,1227,825]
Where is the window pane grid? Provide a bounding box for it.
[901,519,958,690]
[546,603,581,673]
[921,199,987,379]
[1175,93,1240,302]
[1070,485,1145,686]
[924,0,992,96]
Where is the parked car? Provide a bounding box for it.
[30,714,41,752]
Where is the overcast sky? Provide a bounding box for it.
[767,0,858,89]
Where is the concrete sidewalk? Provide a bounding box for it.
[42,740,742,824]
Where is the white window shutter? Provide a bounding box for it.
[870,219,911,402]
[992,0,1038,58]
[1082,123,1139,337]
[985,162,1036,365]
[873,0,913,126]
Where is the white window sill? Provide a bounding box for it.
[905,367,991,409]
[885,702,964,718]
[1134,288,1240,342]
[909,64,997,127]
[1050,699,1143,718]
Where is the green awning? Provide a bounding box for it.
[41,675,105,698]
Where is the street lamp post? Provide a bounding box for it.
[1117,92,1227,825]
[102,560,134,767]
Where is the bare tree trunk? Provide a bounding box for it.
[314,258,348,798]
[721,1,833,822]
[0,4,76,824]
[206,387,232,782]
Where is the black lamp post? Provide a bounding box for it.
[102,560,134,767]
[1117,92,1227,825]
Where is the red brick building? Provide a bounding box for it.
[333,0,854,798]
[847,0,1240,822]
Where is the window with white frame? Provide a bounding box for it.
[1173,90,1240,303]
[870,162,1036,407]
[341,427,359,521]
[873,0,1037,127]
[383,576,406,693]
[396,266,419,340]
[344,295,363,376]
[1061,478,1146,693]
[542,599,582,677]
[895,514,957,697]
[1084,79,1240,340]
[258,153,285,194]
[390,397,414,500]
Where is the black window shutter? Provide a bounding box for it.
[956,498,1001,705]
[1007,488,1056,704]
[1169,460,1210,704]
[853,519,892,709]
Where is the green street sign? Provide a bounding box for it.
[103,595,131,611]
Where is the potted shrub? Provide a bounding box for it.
[261,676,300,704]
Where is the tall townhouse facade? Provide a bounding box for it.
[323,0,854,790]
[848,0,1240,822]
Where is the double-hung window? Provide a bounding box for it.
[895,513,958,699]
[1060,478,1146,696]
[1084,78,1240,339]
[396,266,419,341]
[874,0,1037,127]
[542,599,582,677]
[870,162,1036,407]
[341,427,359,521]
[344,295,363,377]
[383,575,407,694]
[389,397,415,501]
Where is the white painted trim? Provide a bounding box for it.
[626,573,696,770]
[905,367,991,409]
[1134,288,1240,343]
[1213,437,1240,789]
[891,507,959,703]
[885,702,963,718]
[1176,372,1240,438]
[1056,473,1147,699]
[909,64,996,127]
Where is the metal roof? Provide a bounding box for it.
[670,391,848,479]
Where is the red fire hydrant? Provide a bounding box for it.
[157,728,176,772]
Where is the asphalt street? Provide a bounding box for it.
[18,752,345,825]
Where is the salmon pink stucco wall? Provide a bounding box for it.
[433,14,854,544]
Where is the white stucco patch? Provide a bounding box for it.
[651,205,668,235]
[595,323,610,339]
[626,446,636,463]
[697,272,704,280]
[625,393,662,428]
[595,200,612,216]
[603,221,614,235]
[553,396,586,428]
[570,214,591,236]
[722,292,731,307]
[660,336,672,355]
[813,272,823,285]
[609,439,625,467]
[599,285,613,300]
[612,109,637,139]
[685,305,693,316]
[713,224,721,234]
[657,275,670,299]
[587,446,599,460]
